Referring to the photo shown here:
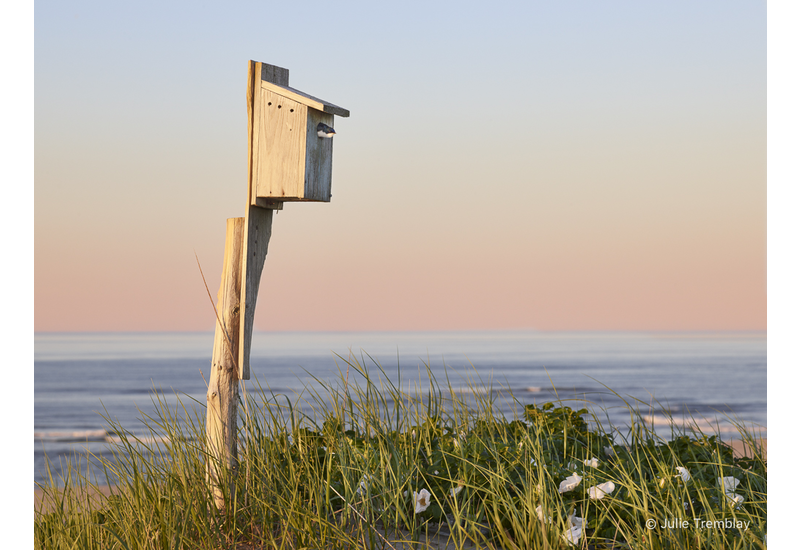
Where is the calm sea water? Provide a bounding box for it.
[34,331,766,487]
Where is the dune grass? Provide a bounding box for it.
[34,353,767,549]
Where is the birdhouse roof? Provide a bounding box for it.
[261,80,350,118]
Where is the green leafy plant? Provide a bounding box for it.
[35,354,767,549]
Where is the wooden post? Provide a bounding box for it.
[239,205,273,379]
[237,60,283,380]
[203,60,348,510]
[206,217,244,511]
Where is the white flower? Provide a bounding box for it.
[562,515,584,546]
[604,446,614,457]
[563,524,582,545]
[413,489,432,514]
[719,476,740,493]
[530,458,537,466]
[587,481,615,500]
[725,492,745,508]
[570,515,585,529]
[558,472,582,493]
[718,477,744,509]
[434,470,439,475]
[449,483,464,497]
[583,457,599,468]
[675,467,691,482]
[535,504,552,523]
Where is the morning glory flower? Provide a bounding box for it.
[719,477,744,508]
[583,457,599,468]
[563,526,582,546]
[587,481,615,500]
[675,467,691,482]
[719,476,740,493]
[562,515,584,546]
[414,489,432,514]
[725,492,745,508]
[559,472,582,493]
[535,504,553,523]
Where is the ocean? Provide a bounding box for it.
[34,331,767,487]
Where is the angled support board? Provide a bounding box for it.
[238,205,272,380]
[238,60,284,380]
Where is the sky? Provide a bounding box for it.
[31,1,768,333]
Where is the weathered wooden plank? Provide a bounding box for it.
[238,205,273,380]
[248,61,293,206]
[254,87,308,199]
[239,61,291,380]
[207,217,244,511]
[261,62,289,87]
[246,60,261,204]
[304,109,335,201]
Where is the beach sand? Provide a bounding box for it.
[34,483,117,516]
[726,437,767,460]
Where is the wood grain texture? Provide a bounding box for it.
[247,61,262,206]
[248,61,293,206]
[305,109,335,201]
[254,88,308,199]
[206,217,244,511]
[238,205,273,380]
[261,62,289,87]
[240,62,288,384]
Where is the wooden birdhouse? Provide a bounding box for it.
[246,61,350,205]
[237,61,351,380]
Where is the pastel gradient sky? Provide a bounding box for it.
[33,1,766,332]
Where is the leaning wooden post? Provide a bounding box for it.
[206,217,244,511]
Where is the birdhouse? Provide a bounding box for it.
[246,61,350,205]
[238,60,352,381]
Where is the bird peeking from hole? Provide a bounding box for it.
[317,122,336,138]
